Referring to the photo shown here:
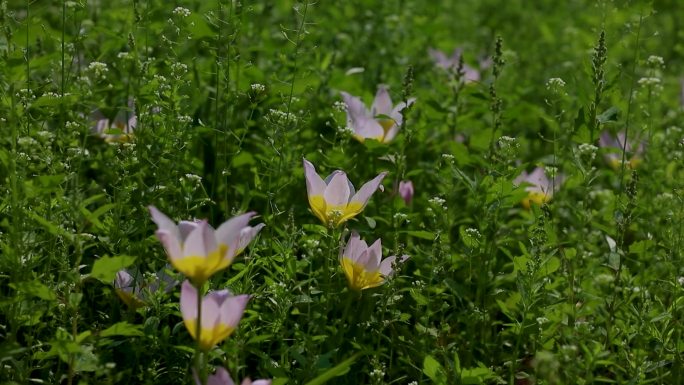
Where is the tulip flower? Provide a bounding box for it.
[92,98,137,143]
[428,48,489,83]
[339,232,409,291]
[340,85,415,143]
[303,159,387,228]
[149,206,265,283]
[180,280,250,350]
[513,167,563,209]
[398,180,414,205]
[113,266,177,308]
[195,367,271,385]
[598,130,644,170]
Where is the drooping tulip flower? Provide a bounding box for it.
[92,98,137,143]
[195,367,272,385]
[598,130,645,170]
[180,280,250,350]
[339,232,409,291]
[398,180,414,205]
[303,159,387,228]
[340,85,415,143]
[149,206,265,283]
[428,48,489,83]
[513,167,563,209]
[113,266,177,308]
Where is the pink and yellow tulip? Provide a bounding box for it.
[149,206,264,283]
[339,232,409,291]
[92,99,137,143]
[513,167,562,209]
[303,159,387,228]
[180,280,250,350]
[195,367,271,385]
[340,85,415,143]
[598,130,644,170]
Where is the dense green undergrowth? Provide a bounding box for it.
[1,0,684,384]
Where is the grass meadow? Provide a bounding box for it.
[2,0,684,384]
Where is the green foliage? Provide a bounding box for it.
[1,0,684,384]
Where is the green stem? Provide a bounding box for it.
[194,283,206,385]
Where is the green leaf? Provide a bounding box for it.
[303,351,363,385]
[89,255,136,283]
[100,322,144,338]
[461,365,496,384]
[401,230,435,240]
[423,355,447,385]
[11,280,57,301]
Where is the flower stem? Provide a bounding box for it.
[194,282,206,385]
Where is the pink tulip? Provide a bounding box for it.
[303,159,387,227]
[180,280,250,350]
[149,206,264,283]
[339,231,409,291]
[398,180,414,205]
[195,367,271,385]
[340,85,415,143]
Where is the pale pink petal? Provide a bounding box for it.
[353,115,385,140]
[340,91,370,123]
[398,180,414,204]
[389,97,416,126]
[341,231,360,261]
[201,291,223,329]
[236,223,265,253]
[379,255,410,276]
[114,270,134,291]
[513,170,529,187]
[209,367,235,385]
[183,221,210,259]
[371,85,393,116]
[178,221,200,242]
[215,212,256,251]
[149,206,181,240]
[363,238,382,271]
[323,172,352,207]
[250,380,272,385]
[218,294,250,328]
[156,230,183,262]
[180,280,198,321]
[349,171,388,207]
[303,159,327,197]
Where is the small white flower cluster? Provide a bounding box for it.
[177,115,192,124]
[87,61,109,78]
[578,143,598,160]
[172,7,191,17]
[184,173,202,183]
[465,227,481,239]
[171,62,188,78]
[251,83,266,93]
[546,77,566,89]
[428,196,447,210]
[393,212,408,223]
[17,137,38,148]
[646,55,664,67]
[544,166,558,179]
[16,88,35,101]
[637,77,662,91]
[267,109,297,125]
[497,135,518,149]
[117,52,132,60]
[441,153,455,163]
[333,100,347,112]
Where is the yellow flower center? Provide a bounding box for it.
[172,244,230,284]
[308,195,364,227]
[522,191,550,209]
[184,319,236,350]
[341,257,385,291]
